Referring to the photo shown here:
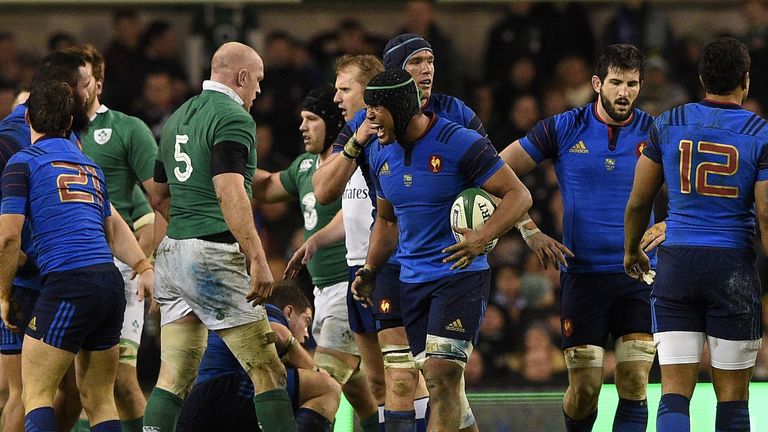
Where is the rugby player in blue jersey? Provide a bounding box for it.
[500,44,657,432]
[625,37,768,432]
[0,51,92,432]
[0,51,152,432]
[352,69,532,431]
[0,81,153,432]
[313,35,491,432]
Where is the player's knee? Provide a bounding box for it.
[368,372,386,401]
[424,360,463,394]
[564,345,604,369]
[388,367,419,398]
[220,320,287,387]
[315,351,356,385]
[319,371,342,401]
[158,323,208,399]
[569,379,602,406]
[423,334,471,379]
[79,383,114,413]
[113,375,142,407]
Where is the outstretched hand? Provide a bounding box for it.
[523,230,574,270]
[284,238,318,280]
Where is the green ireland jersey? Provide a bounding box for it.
[159,86,256,239]
[280,153,347,287]
[80,105,155,227]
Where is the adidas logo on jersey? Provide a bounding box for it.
[28,317,36,331]
[379,162,391,176]
[445,319,465,333]
[569,141,589,153]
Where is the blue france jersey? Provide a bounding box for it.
[332,94,487,266]
[1,137,113,275]
[368,115,504,283]
[644,100,768,249]
[197,304,288,384]
[519,103,655,273]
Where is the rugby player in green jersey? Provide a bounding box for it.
[145,42,297,432]
[252,85,381,432]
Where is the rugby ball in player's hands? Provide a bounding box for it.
[450,188,498,255]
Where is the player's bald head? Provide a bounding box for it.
[209,42,264,111]
[210,42,261,76]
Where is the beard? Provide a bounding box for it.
[70,93,91,135]
[600,91,634,122]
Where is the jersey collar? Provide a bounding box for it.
[90,104,109,121]
[701,99,742,110]
[203,80,244,106]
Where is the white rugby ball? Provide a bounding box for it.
[450,187,498,255]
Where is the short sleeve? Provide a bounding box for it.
[458,137,504,187]
[1,161,30,215]
[643,123,663,163]
[518,116,559,163]
[757,141,768,181]
[127,118,159,182]
[214,111,256,152]
[278,157,301,197]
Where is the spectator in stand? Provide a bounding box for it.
[0,78,16,119]
[538,2,595,76]
[491,94,541,152]
[493,56,540,123]
[103,9,145,112]
[744,1,768,108]
[554,55,593,108]
[253,31,316,163]
[635,57,689,116]
[0,33,20,84]
[139,20,189,103]
[131,68,177,141]
[483,2,546,85]
[47,31,77,52]
[603,0,675,59]
[397,0,459,95]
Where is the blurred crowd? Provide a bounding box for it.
[3,0,768,392]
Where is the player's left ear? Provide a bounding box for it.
[591,75,602,93]
[283,305,294,318]
[238,69,248,87]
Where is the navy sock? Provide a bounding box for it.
[657,393,690,432]
[25,406,57,432]
[613,398,648,432]
[384,410,416,432]
[295,407,331,432]
[89,420,121,432]
[564,408,597,432]
[716,400,750,432]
